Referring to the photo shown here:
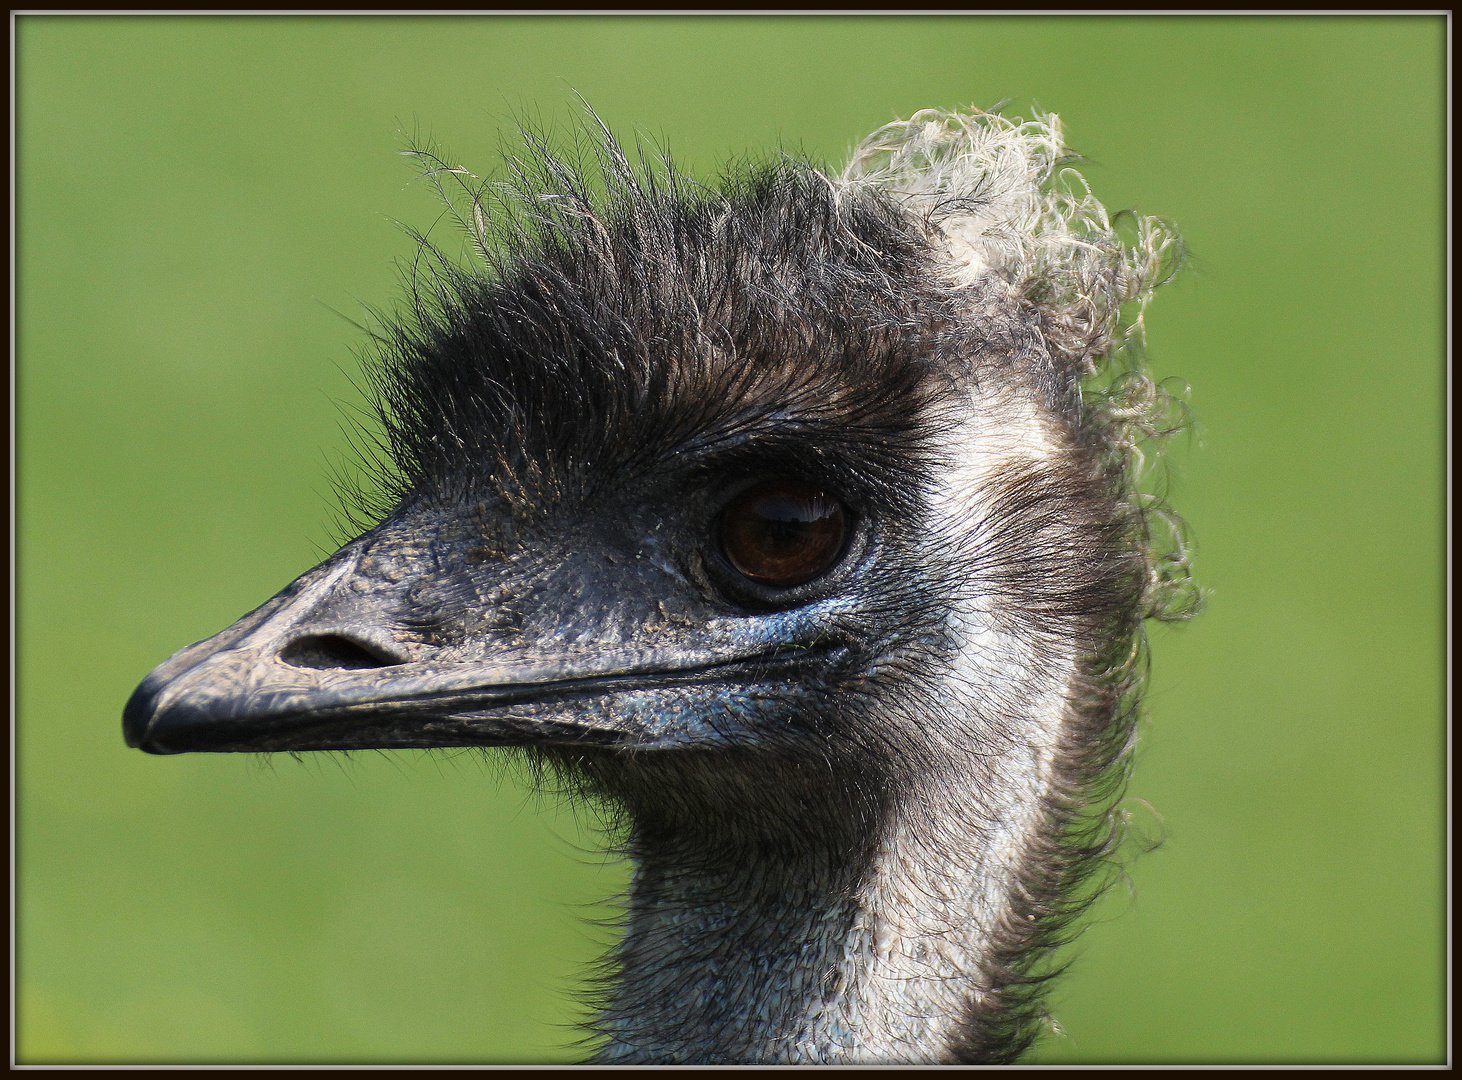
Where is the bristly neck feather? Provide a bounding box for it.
[581,728,1071,1065]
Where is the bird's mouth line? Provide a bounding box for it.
[291,644,832,720]
[136,643,845,754]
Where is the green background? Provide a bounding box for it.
[17,15,1445,1065]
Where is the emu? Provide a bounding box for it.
[124,108,1193,1064]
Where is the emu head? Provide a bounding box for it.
[124,109,1189,1063]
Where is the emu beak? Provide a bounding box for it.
[123,541,777,756]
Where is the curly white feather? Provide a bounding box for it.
[839,108,1176,376]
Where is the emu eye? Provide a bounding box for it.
[719,480,848,589]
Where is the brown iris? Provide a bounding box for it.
[720,480,848,588]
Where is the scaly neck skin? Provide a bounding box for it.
[593,843,865,1064]
[590,752,1056,1065]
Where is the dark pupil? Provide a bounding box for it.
[722,480,847,588]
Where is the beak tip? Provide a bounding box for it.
[122,676,172,754]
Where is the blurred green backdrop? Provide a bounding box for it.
[17,14,1444,1065]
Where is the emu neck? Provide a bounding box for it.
[595,842,864,1064]
[590,759,1045,1065]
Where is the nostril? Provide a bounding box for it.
[279,634,402,670]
